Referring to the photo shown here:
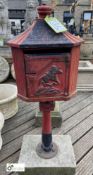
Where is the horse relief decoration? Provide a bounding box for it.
[35,65,63,96]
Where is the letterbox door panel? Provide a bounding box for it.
[25,57,52,75]
[25,54,70,100]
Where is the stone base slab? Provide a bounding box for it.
[18,135,76,175]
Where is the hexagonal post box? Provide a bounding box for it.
[8,5,83,158]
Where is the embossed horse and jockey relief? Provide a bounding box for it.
[40,66,63,86]
[35,65,63,96]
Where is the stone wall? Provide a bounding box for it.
[54,0,93,60]
[55,0,91,32]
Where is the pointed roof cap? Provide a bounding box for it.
[8,5,83,49]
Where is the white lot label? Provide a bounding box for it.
[6,163,25,172]
[45,16,67,33]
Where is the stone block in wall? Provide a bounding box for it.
[80,41,93,60]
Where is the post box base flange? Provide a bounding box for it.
[18,135,76,175]
[36,142,58,159]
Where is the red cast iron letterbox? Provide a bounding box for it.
[8,5,83,158]
[8,6,83,102]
